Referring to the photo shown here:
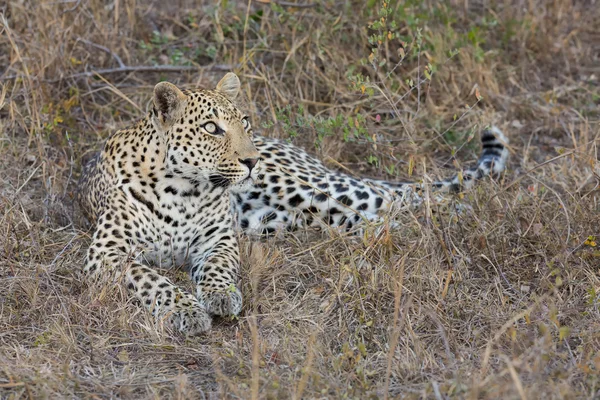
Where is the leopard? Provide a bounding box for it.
[78,72,509,335]
[78,73,260,335]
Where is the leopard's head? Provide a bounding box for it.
[151,73,260,189]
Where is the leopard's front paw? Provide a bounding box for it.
[198,285,243,317]
[167,301,212,335]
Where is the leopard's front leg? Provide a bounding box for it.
[189,226,243,317]
[84,216,212,335]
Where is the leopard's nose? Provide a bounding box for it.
[239,157,259,172]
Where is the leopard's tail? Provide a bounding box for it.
[364,126,509,203]
[434,125,509,192]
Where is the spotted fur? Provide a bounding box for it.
[78,73,259,335]
[78,72,508,335]
[233,126,509,234]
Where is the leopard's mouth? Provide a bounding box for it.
[228,175,256,193]
[234,176,254,187]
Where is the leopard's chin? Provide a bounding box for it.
[229,177,255,193]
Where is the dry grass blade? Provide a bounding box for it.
[383,255,407,400]
[293,332,316,400]
[502,355,527,400]
[248,316,260,400]
[0,83,6,110]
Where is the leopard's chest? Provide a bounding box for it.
[130,182,232,268]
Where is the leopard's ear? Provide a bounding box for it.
[215,72,240,100]
[153,82,186,127]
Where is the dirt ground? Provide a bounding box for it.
[0,0,599,398]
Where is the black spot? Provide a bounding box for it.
[129,187,155,214]
[288,194,304,207]
[248,191,261,200]
[337,195,353,206]
[356,191,370,200]
[315,192,328,202]
[375,197,383,209]
[304,213,314,226]
[306,206,319,214]
[483,143,505,151]
[165,186,178,195]
[205,226,218,237]
[261,211,277,224]
[334,184,349,193]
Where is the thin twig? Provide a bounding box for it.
[1,64,236,82]
[62,0,81,13]
[76,37,125,68]
[253,0,320,8]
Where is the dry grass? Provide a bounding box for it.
[1,0,599,398]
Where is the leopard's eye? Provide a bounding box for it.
[202,122,220,135]
[242,117,250,130]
